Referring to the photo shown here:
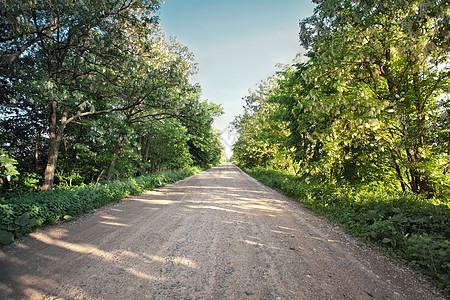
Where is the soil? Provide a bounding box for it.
[0,163,446,299]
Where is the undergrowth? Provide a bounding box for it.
[0,167,202,246]
[241,165,450,294]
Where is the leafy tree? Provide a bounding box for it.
[0,0,227,194]
[141,120,193,172]
[268,62,327,177]
[233,79,292,169]
[0,100,47,176]
[1,0,164,191]
[299,0,450,195]
[180,97,225,167]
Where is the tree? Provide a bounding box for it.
[141,120,193,173]
[184,103,225,167]
[299,0,450,194]
[232,79,292,169]
[1,1,226,192]
[1,0,165,190]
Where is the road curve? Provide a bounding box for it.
[0,163,443,299]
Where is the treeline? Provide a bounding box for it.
[232,0,449,291]
[233,0,449,199]
[0,0,224,193]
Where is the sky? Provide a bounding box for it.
[159,0,316,157]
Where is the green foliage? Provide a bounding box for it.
[181,100,225,167]
[231,0,449,293]
[0,0,225,191]
[232,79,294,170]
[0,167,202,246]
[242,165,449,293]
[141,120,193,173]
[234,0,450,196]
[0,149,20,187]
[297,0,450,195]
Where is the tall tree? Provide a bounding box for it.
[299,0,450,194]
[1,0,164,190]
[180,98,225,167]
[233,79,292,169]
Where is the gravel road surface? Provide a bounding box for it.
[0,163,444,299]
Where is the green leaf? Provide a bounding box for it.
[63,215,73,221]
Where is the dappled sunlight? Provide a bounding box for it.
[37,253,59,262]
[10,242,31,251]
[272,226,296,235]
[99,221,130,227]
[0,229,203,298]
[0,252,25,265]
[187,205,240,214]
[29,233,199,270]
[309,235,342,244]
[146,253,197,268]
[99,214,131,227]
[182,199,283,219]
[130,198,179,205]
[0,164,309,299]
[126,268,159,281]
[241,204,282,212]
[100,215,118,220]
[243,239,264,247]
[278,226,295,231]
[272,229,291,235]
[17,275,60,299]
[1,164,439,299]
[31,232,115,261]
[43,229,69,240]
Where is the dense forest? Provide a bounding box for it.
[0,0,225,193]
[232,0,449,291]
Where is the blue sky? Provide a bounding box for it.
[159,0,315,156]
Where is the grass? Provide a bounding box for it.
[241,165,450,294]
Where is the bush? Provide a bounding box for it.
[241,165,450,294]
[0,167,201,246]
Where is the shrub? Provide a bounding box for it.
[241,165,450,294]
[0,167,202,246]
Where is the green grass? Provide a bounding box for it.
[0,167,202,246]
[241,165,450,294]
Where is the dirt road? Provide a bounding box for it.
[0,163,443,299]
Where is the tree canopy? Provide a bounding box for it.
[0,0,224,192]
[233,0,449,198]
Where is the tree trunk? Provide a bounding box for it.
[41,103,68,191]
[141,135,152,175]
[392,159,406,193]
[96,169,105,183]
[405,149,434,195]
[106,135,124,180]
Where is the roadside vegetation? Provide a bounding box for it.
[0,0,225,194]
[0,167,203,246]
[0,1,225,244]
[232,0,449,293]
[240,166,449,293]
